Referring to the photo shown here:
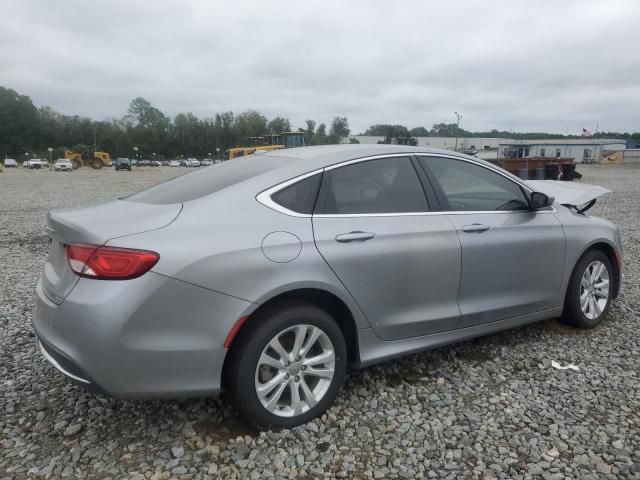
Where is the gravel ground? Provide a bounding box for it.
[1,165,639,480]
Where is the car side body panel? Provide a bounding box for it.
[445,210,566,327]
[552,206,623,300]
[109,186,371,330]
[313,214,462,340]
[33,272,252,398]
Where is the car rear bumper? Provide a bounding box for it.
[33,272,255,399]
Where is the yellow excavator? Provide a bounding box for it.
[64,147,112,169]
[226,132,305,160]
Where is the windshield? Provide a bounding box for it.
[125,155,293,205]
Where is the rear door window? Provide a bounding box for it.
[315,157,429,214]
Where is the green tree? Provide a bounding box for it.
[234,110,268,141]
[316,123,328,144]
[125,97,169,129]
[364,124,408,137]
[0,87,39,156]
[268,116,291,134]
[409,126,429,136]
[329,116,350,143]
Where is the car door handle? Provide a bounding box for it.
[335,231,376,243]
[462,224,491,233]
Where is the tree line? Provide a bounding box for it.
[0,86,351,160]
[1,85,638,161]
[363,123,640,142]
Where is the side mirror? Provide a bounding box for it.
[530,191,554,210]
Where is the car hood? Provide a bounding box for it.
[527,180,611,206]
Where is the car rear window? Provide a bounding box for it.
[124,155,292,205]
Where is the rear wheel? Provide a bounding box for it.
[71,159,81,169]
[228,303,346,429]
[562,250,612,328]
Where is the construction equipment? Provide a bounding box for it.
[227,132,306,160]
[64,147,112,169]
[377,136,418,146]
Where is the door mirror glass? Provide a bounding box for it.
[530,191,554,210]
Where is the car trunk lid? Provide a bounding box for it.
[42,200,182,303]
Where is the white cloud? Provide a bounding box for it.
[1,0,638,133]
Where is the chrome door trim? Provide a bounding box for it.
[256,152,552,218]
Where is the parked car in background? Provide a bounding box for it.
[33,145,622,429]
[3,158,18,167]
[161,161,170,166]
[169,160,181,167]
[27,159,43,169]
[115,158,132,171]
[54,159,73,171]
[201,159,213,166]
[186,158,200,168]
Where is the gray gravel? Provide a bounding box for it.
[1,165,639,479]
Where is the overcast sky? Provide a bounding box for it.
[1,0,639,134]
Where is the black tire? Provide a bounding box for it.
[228,302,347,429]
[91,158,103,169]
[562,249,613,328]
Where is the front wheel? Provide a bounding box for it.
[562,250,612,328]
[228,303,346,429]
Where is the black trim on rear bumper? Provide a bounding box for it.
[37,336,107,395]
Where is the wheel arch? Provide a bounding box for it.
[571,240,621,299]
[221,287,361,390]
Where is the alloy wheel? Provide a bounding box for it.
[580,260,610,320]
[254,324,335,417]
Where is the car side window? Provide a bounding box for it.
[271,174,322,215]
[420,156,529,212]
[315,157,428,214]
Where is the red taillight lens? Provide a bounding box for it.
[65,244,159,280]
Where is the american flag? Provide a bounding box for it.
[582,128,593,138]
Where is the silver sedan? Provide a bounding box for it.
[33,145,622,428]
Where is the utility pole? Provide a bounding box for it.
[454,112,463,151]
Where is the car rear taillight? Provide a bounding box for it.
[65,244,159,280]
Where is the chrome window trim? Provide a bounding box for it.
[413,152,534,193]
[313,208,555,219]
[256,168,324,218]
[256,152,545,218]
[323,152,415,171]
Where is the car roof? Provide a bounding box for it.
[261,144,466,167]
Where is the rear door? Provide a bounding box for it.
[418,155,565,327]
[312,155,461,341]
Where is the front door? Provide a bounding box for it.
[312,156,461,341]
[418,155,566,327]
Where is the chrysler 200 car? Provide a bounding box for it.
[33,145,621,428]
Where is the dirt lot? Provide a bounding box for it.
[1,165,639,479]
